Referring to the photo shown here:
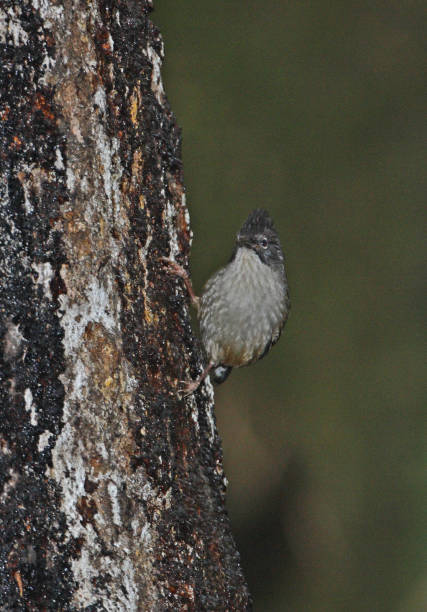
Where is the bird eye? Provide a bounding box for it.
[260,238,268,248]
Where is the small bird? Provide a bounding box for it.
[163,209,290,395]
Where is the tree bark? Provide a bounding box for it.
[0,1,251,609]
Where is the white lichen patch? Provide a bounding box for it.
[0,468,19,503]
[38,430,53,452]
[121,559,138,609]
[53,413,153,611]
[51,423,88,536]
[142,483,153,502]
[95,128,122,214]
[107,481,122,527]
[24,388,38,426]
[64,357,88,402]
[32,261,54,300]
[93,86,107,114]
[189,401,200,434]
[146,45,165,105]
[31,1,64,86]
[54,147,65,170]
[0,7,29,46]
[32,0,64,27]
[17,166,57,214]
[3,320,25,362]
[139,523,152,548]
[19,178,34,214]
[181,192,191,234]
[187,377,214,444]
[203,381,216,444]
[165,198,180,261]
[58,274,118,352]
[70,541,100,605]
[40,53,56,78]
[66,165,76,193]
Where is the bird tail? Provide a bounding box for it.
[211,365,232,384]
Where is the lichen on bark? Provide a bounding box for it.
[0,1,251,610]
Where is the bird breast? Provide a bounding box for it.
[199,247,288,367]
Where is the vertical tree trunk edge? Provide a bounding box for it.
[0,1,252,610]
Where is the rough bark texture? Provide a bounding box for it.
[0,1,251,609]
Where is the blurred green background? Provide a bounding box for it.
[154,2,426,610]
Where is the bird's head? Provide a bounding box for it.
[235,209,284,268]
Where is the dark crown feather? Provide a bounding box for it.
[238,208,275,237]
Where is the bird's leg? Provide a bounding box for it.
[179,361,214,397]
[160,258,200,311]
[161,257,208,396]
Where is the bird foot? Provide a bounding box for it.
[178,378,203,398]
[160,257,187,279]
[177,362,214,398]
[160,257,200,309]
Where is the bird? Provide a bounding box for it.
[162,209,290,395]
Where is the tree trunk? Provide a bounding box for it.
[0,1,251,609]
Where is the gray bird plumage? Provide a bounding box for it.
[162,209,290,395]
[199,209,289,384]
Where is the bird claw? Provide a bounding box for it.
[177,378,201,398]
[160,257,200,310]
[159,257,187,279]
